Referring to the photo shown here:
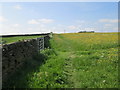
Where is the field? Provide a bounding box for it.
[4,33,118,88]
[0,35,42,44]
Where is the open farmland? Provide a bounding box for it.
[4,33,118,88]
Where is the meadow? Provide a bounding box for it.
[4,32,118,88]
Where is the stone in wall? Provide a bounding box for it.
[2,38,38,83]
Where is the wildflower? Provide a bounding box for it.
[103,80,106,83]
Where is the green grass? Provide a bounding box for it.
[4,33,118,88]
[1,35,42,44]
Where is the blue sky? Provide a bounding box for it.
[0,2,118,35]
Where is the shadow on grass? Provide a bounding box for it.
[44,35,51,49]
[2,52,48,88]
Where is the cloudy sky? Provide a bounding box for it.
[0,2,118,35]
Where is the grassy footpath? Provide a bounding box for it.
[4,33,118,88]
[1,35,42,44]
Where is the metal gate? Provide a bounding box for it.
[37,37,44,51]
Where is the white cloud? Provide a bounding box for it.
[1,24,21,35]
[76,20,85,24]
[67,25,96,32]
[113,27,118,31]
[14,5,22,10]
[12,24,20,27]
[84,27,96,31]
[28,19,39,24]
[28,18,54,24]
[104,24,112,27]
[0,16,7,22]
[99,19,118,23]
[38,18,54,23]
[67,25,78,30]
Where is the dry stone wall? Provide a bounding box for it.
[2,38,38,82]
[2,35,51,84]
